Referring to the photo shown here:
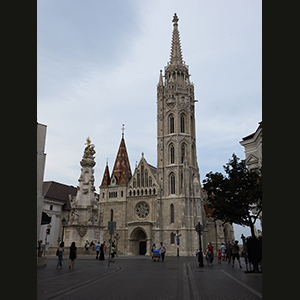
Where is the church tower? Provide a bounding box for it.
[156,13,204,256]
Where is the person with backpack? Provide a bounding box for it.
[56,241,64,269]
[231,240,242,268]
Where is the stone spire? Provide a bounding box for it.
[170,13,183,66]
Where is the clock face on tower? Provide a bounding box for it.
[135,202,150,219]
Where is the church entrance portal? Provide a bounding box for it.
[139,241,146,255]
[130,228,147,255]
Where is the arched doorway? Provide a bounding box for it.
[130,227,147,255]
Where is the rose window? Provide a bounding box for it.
[135,202,150,219]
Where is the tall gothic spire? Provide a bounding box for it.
[170,13,183,66]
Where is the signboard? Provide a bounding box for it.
[108,221,116,235]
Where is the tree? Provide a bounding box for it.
[202,153,262,239]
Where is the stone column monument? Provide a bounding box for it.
[64,137,100,247]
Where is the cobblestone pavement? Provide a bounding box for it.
[37,255,262,300]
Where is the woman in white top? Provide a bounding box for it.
[159,242,166,261]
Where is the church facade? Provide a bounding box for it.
[97,14,234,256]
[62,14,234,256]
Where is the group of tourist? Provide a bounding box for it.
[196,240,242,268]
[55,239,115,269]
[55,241,78,269]
[151,242,166,261]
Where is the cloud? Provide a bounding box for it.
[38,0,261,196]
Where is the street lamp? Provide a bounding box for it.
[61,217,67,243]
[195,222,204,267]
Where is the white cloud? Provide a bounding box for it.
[38,0,261,195]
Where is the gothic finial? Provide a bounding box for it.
[158,70,163,86]
[172,13,179,26]
[121,124,125,138]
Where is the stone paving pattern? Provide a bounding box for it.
[37,254,262,300]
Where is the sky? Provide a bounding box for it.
[37,0,262,243]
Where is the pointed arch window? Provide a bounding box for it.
[145,170,148,187]
[170,144,175,164]
[180,172,183,193]
[180,114,185,133]
[170,204,175,224]
[170,173,175,195]
[181,144,186,163]
[137,171,140,188]
[169,114,174,134]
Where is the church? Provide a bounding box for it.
[62,13,234,256]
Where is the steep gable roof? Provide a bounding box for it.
[128,155,158,189]
[110,137,132,186]
[100,164,110,188]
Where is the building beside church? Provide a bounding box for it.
[240,121,262,230]
[240,121,262,172]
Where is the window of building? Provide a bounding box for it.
[137,171,140,188]
[170,144,175,164]
[170,204,175,224]
[169,114,174,133]
[170,173,175,194]
[171,232,175,244]
[180,114,185,133]
[109,191,117,198]
[145,171,148,187]
[181,144,185,163]
[180,172,183,193]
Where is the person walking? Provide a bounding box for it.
[159,242,166,262]
[84,240,89,254]
[217,249,222,264]
[69,242,77,269]
[95,241,101,259]
[226,240,232,263]
[220,242,226,261]
[151,243,156,259]
[207,242,214,265]
[99,242,105,261]
[231,240,242,268]
[110,241,116,262]
[56,241,64,269]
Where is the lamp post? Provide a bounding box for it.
[61,217,67,243]
[195,222,204,267]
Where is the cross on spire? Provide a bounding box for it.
[121,124,125,138]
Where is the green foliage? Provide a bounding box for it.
[203,153,262,237]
